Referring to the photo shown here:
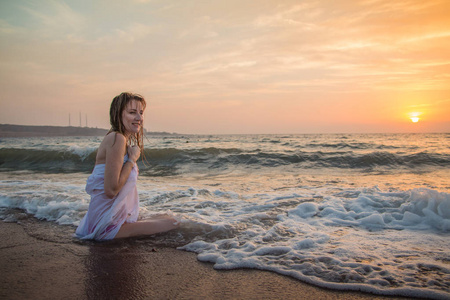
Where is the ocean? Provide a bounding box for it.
[1,133,449,299]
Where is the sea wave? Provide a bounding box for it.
[1,147,449,175]
[305,142,401,150]
[0,148,96,173]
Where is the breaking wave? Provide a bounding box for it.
[1,147,448,175]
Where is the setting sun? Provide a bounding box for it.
[409,112,422,123]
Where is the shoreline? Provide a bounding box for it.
[0,221,411,300]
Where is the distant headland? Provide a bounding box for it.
[0,124,177,137]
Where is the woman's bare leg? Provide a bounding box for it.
[115,215,179,239]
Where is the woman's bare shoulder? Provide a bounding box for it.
[96,132,126,164]
[102,131,126,148]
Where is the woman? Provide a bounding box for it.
[76,92,179,240]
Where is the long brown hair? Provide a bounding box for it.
[109,92,146,153]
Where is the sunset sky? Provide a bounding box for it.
[0,0,449,134]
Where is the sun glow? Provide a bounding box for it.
[409,112,421,123]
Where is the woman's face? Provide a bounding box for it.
[121,100,144,136]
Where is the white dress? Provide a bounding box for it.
[76,155,139,240]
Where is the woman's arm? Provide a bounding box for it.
[103,133,140,198]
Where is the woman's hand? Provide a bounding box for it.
[127,145,141,163]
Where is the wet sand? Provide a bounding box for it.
[0,222,411,300]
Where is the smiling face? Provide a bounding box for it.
[109,92,146,149]
[121,100,144,136]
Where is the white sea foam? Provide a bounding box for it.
[176,187,450,299]
[0,176,89,226]
[68,145,97,160]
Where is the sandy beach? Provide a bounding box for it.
[0,221,412,300]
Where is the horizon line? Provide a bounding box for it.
[1,123,448,136]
